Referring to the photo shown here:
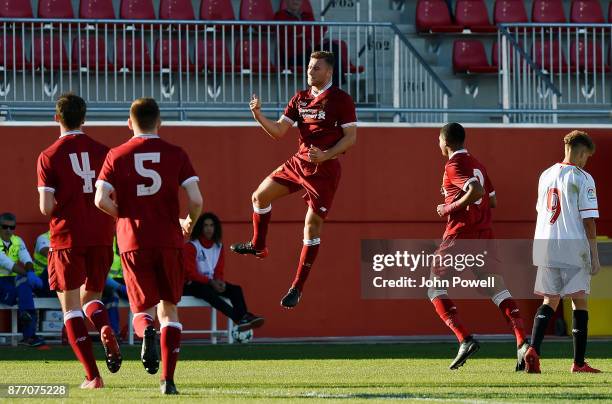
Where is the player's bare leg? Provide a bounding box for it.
[281,208,324,308]
[57,289,103,388]
[133,305,159,375]
[81,288,122,373]
[231,178,291,258]
[157,301,181,394]
[569,296,599,373]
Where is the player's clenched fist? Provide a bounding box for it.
[249,94,261,115]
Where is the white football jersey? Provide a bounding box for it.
[533,163,598,269]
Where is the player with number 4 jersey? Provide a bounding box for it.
[37,93,121,390]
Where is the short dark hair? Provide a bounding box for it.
[0,212,16,223]
[564,130,595,153]
[440,122,466,148]
[310,51,335,69]
[56,93,86,130]
[130,97,160,132]
[190,212,223,245]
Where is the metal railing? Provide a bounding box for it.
[498,23,611,123]
[0,18,450,122]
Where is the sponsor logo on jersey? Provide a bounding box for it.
[587,187,596,201]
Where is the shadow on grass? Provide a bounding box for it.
[0,341,611,362]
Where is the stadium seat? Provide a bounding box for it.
[0,36,27,70]
[72,36,113,70]
[155,38,195,72]
[455,0,496,33]
[159,0,195,20]
[235,39,276,73]
[416,0,463,33]
[38,0,75,19]
[532,0,566,23]
[609,2,612,22]
[240,0,275,21]
[79,0,116,19]
[570,40,611,72]
[452,39,498,73]
[0,0,33,17]
[120,0,155,19]
[494,0,529,24]
[331,39,365,74]
[115,36,152,71]
[570,0,605,23]
[196,38,237,72]
[278,0,314,14]
[200,0,235,20]
[32,36,72,70]
[532,40,572,73]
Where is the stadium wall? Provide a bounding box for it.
[1,124,610,339]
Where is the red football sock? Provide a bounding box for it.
[161,323,182,381]
[133,313,154,339]
[291,239,320,292]
[83,300,111,332]
[64,310,99,381]
[432,296,471,343]
[251,204,271,250]
[498,297,526,346]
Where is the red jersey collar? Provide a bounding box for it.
[132,133,160,139]
[310,80,333,97]
[60,130,84,138]
[449,149,468,159]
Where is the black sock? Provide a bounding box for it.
[572,310,588,366]
[531,304,555,355]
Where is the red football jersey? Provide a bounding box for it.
[37,132,115,249]
[96,135,199,253]
[282,83,357,159]
[441,149,495,237]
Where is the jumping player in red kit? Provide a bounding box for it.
[94,98,203,395]
[431,123,529,370]
[230,51,357,308]
[37,93,122,389]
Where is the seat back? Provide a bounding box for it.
[453,39,489,72]
[494,0,528,24]
[159,0,195,20]
[240,0,274,21]
[416,0,454,32]
[455,0,491,28]
[38,0,74,18]
[532,0,566,23]
[115,36,152,70]
[120,0,155,19]
[570,0,604,23]
[200,0,235,20]
[80,0,116,19]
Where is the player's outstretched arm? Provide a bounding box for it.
[181,181,203,235]
[38,189,56,216]
[583,218,600,275]
[94,184,119,218]
[250,94,292,140]
[437,182,485,217]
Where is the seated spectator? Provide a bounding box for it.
[183,212,264,332]
[102,237,128,338]
[0,212,46,347]
[32,229,55,297]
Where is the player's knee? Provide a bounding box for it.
[251,191,268,208]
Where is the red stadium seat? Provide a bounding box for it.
[278,0,314,14]
[200,0,235,20]
[240,0,274,21]
[609,2,612,22]
[155,38,195,71]
[120,0,155,19]
[0,36,27,70]
[532,0,566,23]
[494,0,529,24]
[32,36,71,70]
[196,38,238,72]
[115,36,152,71]
[80,0,116,19]
[72,36,113,70]
[0,0,33,17]
[453,39,498,73]
[570,0,605,23]
[455,0,496,33]
[159,0,195,20]
[38,0,74,18]
[416,0,462,33]
[331,39,365,74]
[570,40,611,72]
[532,40,572,73]
[235,39,276,73]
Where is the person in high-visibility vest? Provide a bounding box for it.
[0,212,46,347]
[32,230,55,297]
[102,237,127,337]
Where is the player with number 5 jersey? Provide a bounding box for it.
[95,97,203,395]
[37,93,121,389]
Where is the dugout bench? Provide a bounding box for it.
[0,296,234,346]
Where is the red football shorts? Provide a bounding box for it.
[269,155,341,219]
[434,228,501,276]
[48,246,113,292]
[121,248,185,313]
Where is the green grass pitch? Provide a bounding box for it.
[1,341,611,403]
